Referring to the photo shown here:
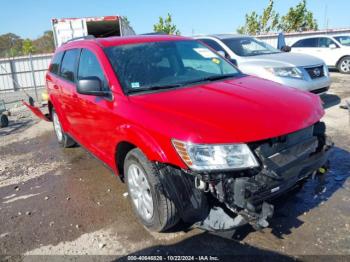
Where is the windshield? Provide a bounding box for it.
[334,36,350,46]
[222,37,280,57]
[105,40,240,94]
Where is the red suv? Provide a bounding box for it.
[30,35,332,233]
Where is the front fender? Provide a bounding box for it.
[116,123,186,169]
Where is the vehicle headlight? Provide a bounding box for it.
[323,64,329,77]
[267,67,303,79]
[172,139,259,171]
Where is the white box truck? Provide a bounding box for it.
[51,16,136,47]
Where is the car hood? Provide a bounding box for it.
[240,52,324,68]
[128,75,324,144]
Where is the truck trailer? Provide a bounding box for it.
[51,15,135,47]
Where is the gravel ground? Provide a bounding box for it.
[0,72,349,261]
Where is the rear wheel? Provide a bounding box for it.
[0,114,9,128]
[337,56,350,74]
[52,109,76,148]
[124,148,179,232]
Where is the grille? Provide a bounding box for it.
[305,66,324,79]
[311,86,329,94]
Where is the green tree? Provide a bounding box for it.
[0,33,23,57]
[279,0,318,32]
[237,0,279,35]
[32,31,55,54]
[153,13,180,35]
[22,39,35,55]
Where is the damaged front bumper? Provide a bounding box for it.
[157,122,333,232]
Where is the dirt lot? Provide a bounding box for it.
[1,72,349,261]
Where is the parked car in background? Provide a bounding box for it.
[25,35,332,234]
[291,35,350,74]
[195,34,331,95]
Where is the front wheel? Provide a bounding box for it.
[337,56,350,74]
[124,148,179,232]
[52,109,76,148]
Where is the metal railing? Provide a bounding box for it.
[0,53,53,106]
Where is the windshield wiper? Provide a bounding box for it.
[126,83,183,94]
[184,73,238,85]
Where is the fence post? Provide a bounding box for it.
[8,59,19,92]
[29,53,39,101]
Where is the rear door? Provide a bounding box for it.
[56,48,81,137]
[47,51,64,113]
[316,37,341,66]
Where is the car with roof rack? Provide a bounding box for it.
[25,34,332,233]
[195,34,331,95]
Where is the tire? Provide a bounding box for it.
[0,114,9,128]
[124,148,179,232]
[52,109,76,148]
[337,56,350,74]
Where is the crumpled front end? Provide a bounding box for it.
[157,122,333,232]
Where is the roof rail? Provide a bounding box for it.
[140,32,168,35]
[63,35,95,45]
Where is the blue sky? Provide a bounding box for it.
[0,0,349,39]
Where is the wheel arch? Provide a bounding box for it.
[115,141,136,180]
[113,124,182,179]
[48,95,70,132]
[336,55,350,67]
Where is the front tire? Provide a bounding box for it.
[124,148,179,232]
[337,56,350,74]
[52,109,76,148]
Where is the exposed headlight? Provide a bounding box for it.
[266,67,303,79]
[172,139,259,171]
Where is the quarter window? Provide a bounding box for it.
[49,52,64,75]
[78,49,108,89]
[60,49,80,82]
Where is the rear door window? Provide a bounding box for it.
[60,49,80,82]
[77,49,108,90]
[318,37,337,48]
[49,52,64,75]
[292,38,318,48]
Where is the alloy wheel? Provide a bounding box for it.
[127,163,154,221]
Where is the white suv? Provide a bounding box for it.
[291,35,350,74]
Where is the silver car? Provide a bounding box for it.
[195,34,331,94]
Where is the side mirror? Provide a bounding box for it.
[77,77,109,97]
[329,44,337,49]
[229,58,238,66]
[217,51,226,57]
[280,45,291,52]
